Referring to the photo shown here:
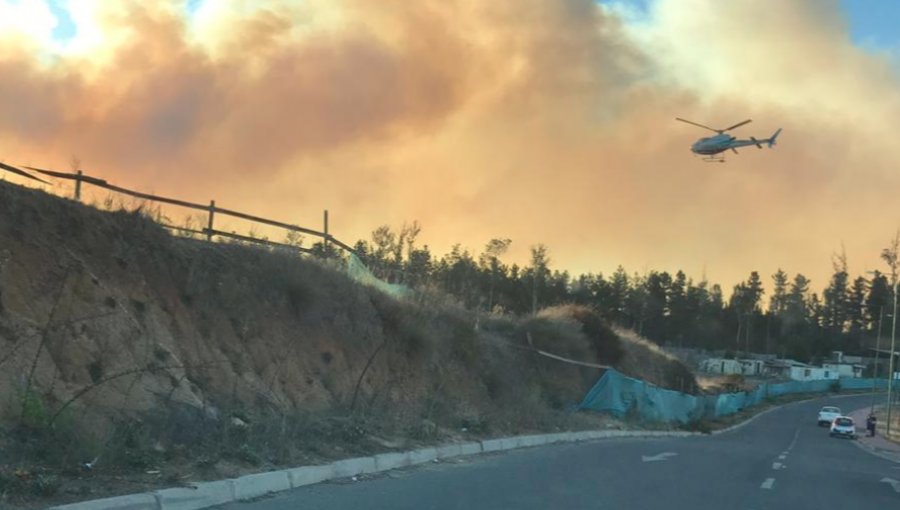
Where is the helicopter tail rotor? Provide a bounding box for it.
[767,128,782,148]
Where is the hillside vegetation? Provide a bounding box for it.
[0,180,694,502]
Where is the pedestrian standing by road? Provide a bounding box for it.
[866,414,877,437]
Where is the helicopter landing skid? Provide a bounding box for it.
[701,155,726,163]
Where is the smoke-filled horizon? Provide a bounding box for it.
[3,0,900,291]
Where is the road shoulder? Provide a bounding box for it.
[848,407,900,464]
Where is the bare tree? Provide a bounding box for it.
[371,225,396,279]
[832,243,848,275]
[284,230,305,248]
[402,221,422,261]
[882,231,900,286]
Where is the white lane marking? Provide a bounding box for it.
[778,454,786,460]
[772,462,784,470]
[881,477,900,493]
[760,478,776,490]
[786,428,800,452]
[641,452,678,462]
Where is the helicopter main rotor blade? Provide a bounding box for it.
[675,117,720,133]
[723,119,752,132]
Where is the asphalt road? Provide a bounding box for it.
[221,395,900,510]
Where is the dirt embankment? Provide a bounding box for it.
[0,181,695,505]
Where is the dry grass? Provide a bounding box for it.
[0,180,696,506]
[613,326,699,393]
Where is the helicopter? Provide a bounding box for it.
[676,118,781,162]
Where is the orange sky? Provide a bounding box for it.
[2,0,900,293]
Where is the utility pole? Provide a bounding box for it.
[745,312,752,357]
[872,306,884,414]
[880,232,900,437]
[888,281,898,436]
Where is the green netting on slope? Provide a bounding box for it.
[345,253,410,299]
[578,369,888,423]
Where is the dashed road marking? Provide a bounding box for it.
[786,428,800,451]
[641,452,678,462]
[772,462,784,470]
[778,454,786,460]
[760,478,776,490]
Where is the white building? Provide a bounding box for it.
[822,362,864,378]
[700,358,765,376]
[700,358,743,375]
[738,359,765,376]
[765,359,810,379]
[789,366,840,381]
[831,351,863,364]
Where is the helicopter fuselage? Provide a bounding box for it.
[677,117,781,161]
[691,131,781,156]
[691,134,734,155]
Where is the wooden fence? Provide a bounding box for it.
[0,162,356,256]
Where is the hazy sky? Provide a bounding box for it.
[2,0,900,294]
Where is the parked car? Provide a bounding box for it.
[829,416,857,439]
[817,406,841,427]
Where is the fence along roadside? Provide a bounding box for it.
[2,162,416,297]
[2,163,355,256]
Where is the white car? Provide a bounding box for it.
[829,416,857,439]
[817,406,841,427]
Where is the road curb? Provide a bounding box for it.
[710,397,817,436]
[50,392,878,510]
[852,437,900,464]
[847,406,900,464]
[47,428,695,510]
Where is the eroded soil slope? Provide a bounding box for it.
[0,181,695,505]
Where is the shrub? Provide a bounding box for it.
[682,419,712,434]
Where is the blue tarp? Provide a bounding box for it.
[578,369,889,423]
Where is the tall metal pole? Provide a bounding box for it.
[887,282,898,436]
[872,306,883,414]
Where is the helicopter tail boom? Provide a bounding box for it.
[767,128,782,148]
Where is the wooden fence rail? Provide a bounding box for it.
[3,163,354,256]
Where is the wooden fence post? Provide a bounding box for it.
[207,200,216,242]
[323,209,329,256]
[74,170,82,201]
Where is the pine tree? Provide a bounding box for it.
[823,251,850,333]
[848,276,868,334]
[866,271,890,333]
[770,269,789,316]
[479,238,511,313]
[529,244,550,315]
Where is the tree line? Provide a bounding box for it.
[312,224,900,364]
